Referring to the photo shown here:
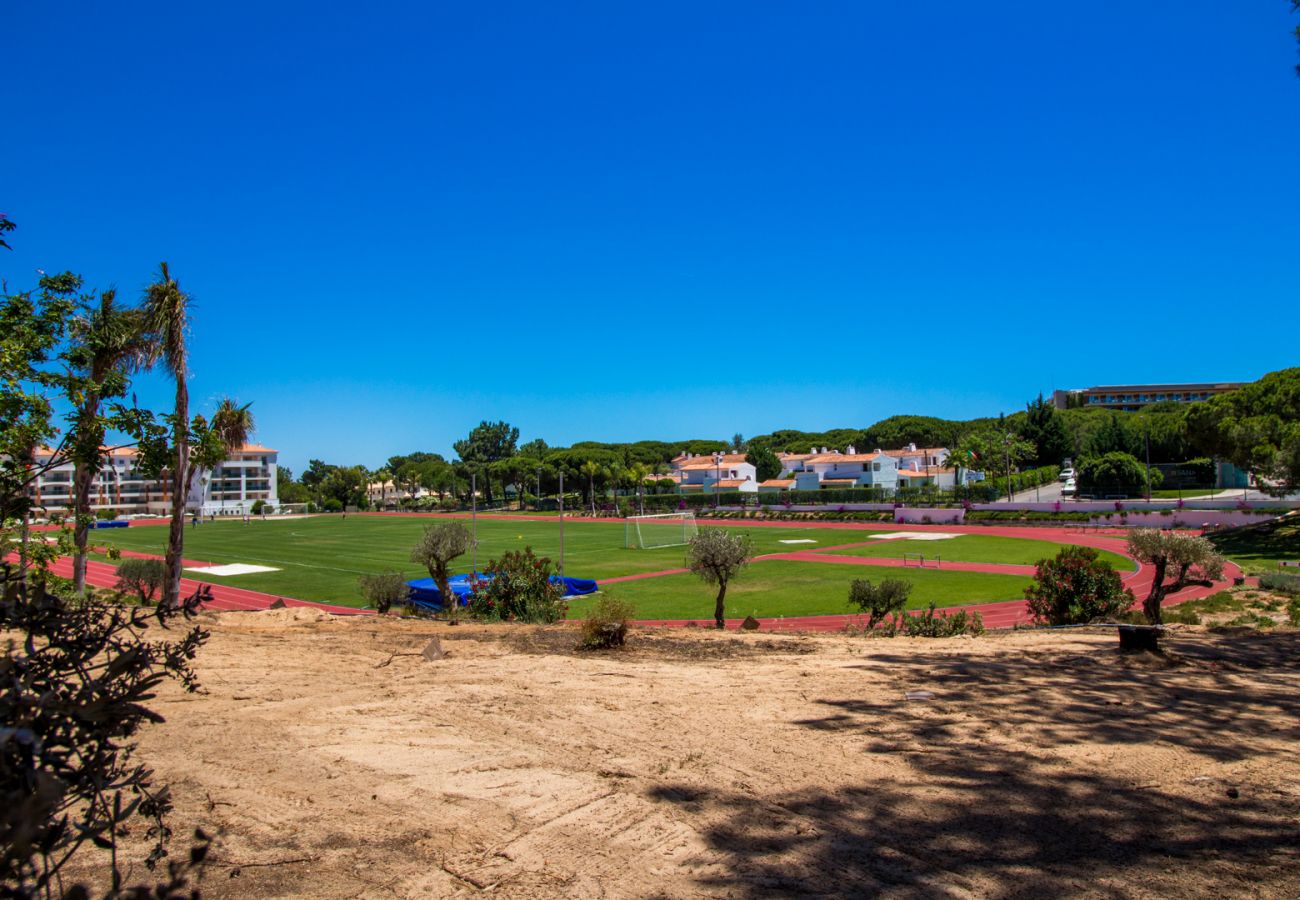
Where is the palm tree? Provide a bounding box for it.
[188,400,255,487]
[627,462,651,515]
[373,467,392,510]
[579,460,601,516]
[67,290,154,596]
[142,263,192,607]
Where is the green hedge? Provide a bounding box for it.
[964,509,1091,524]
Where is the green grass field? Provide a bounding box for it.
[568,561,1033,620]
[825,534,1133,570]
[93,514,1118,616]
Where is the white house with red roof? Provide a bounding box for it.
[671,452,758,493]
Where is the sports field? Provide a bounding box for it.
[93,514,1132,619]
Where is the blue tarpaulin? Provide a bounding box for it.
[405,573,598,610]
[91,520,129,529]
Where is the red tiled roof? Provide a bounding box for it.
[677,454,749,471]
[760,479,795,488]
[807,453,880,464]
[713,478,750,489]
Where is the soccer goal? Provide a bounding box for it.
[626,511,699,549]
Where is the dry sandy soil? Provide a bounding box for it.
[102,609,1300,898]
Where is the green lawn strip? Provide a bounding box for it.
[1148,489,1229,499]
[821,534,1133,570]
[567,560,1033,621]
[1208,515,1300,575]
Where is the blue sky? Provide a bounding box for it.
[4,2,1298,473]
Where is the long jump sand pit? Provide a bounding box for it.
[111,611,1300,897]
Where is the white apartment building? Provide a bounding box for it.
[670,452,759,493]
[28,443,278,517]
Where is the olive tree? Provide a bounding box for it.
[1126,529,1226,624]
[358,571,409,614]
[686,529,755,629]
[410,521,472,620]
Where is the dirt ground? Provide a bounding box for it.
[106,609,1300,898]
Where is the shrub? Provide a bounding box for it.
[1288,598,1300,628]
[323,498,343,512]
[1259,572,1300,596]
[873,604,984,637]
[358,571,409,614]
[94,507,118,521]
[1076,452,1162,497]
[467,546,566,623]
[114,556,166,605]
[580,595,635,649]
[848,577,912,628]
[1023,545,1135,625]
[250,499,265,515]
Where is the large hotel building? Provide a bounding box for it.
[27,444,279,517]
[1051,382,1244,412]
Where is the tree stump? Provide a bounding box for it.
[741,615,760,631]
[1117,625,1160,652]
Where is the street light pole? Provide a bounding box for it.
[536,467,541,511]
[558,470,565,578]
[471,472,478,575]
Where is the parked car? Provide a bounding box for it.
[1059,467,1075,482]
[1061,478,1077,497]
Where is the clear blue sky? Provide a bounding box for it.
[4,2,1298,473]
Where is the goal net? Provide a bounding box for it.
[626,511,699,549]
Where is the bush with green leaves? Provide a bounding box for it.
[114,556,166,605]
[580,595,635,649]
[467,546,566,623]
[1259,572,1300,596]
[250,499,265,515]
[872,604,985,637]
[1023,545,1135,625]
[358,571,409,614]
[1076,452,1162,497]
[848,577,912,628]
[323,497,343,512]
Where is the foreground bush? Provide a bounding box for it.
[580,595,635,649]
[358,571,409,614]
[1,580,211,897]
[467,546,566,623]
[1023,545,1134,625]
[114,556,166,605]
[848,577,911,628]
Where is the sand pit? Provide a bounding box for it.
[90,616,1300,898]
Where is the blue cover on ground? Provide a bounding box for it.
[91,520,129,529]
[405,573,598,610]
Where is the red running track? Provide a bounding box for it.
[23,514,1240,629]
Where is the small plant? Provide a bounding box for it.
[848,577,912,628]
[114,556,166,605]
[95,507,118,521]
[358,571,409,614]
[875,604,984,637]
[580,595,635,649]
[1287,598,1300,628]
